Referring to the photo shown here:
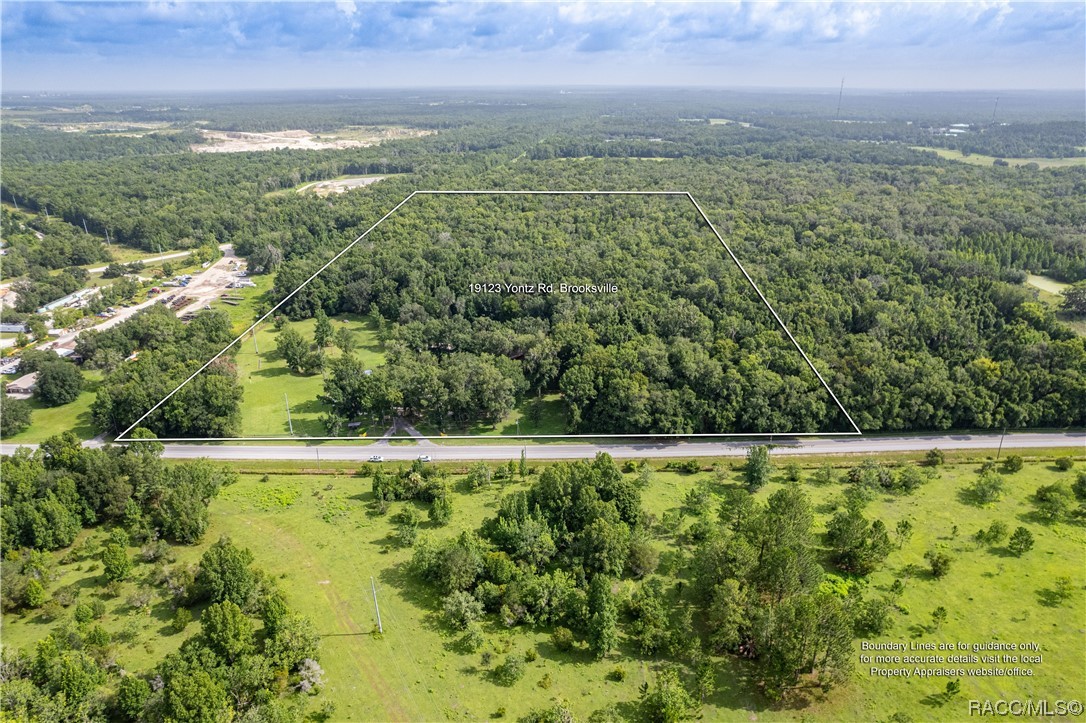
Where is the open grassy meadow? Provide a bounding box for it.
[910,147,1086,168]
[8,453,1080,721]
[1,370,103,443]
[231,314,386,438]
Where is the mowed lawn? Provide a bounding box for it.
[1,370,103,443]
[202,457,1084,720]
[232,314,386,438]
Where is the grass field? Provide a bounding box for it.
[1,370,103,443]
[417,393,568,442]
[205,272,278,335]
[1026,274,1069,295]
[230,314,386,438]
[8,454,1079,721]
[910,147,1086,168]
[1026,276,1086,337]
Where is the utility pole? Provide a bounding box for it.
[82,218,89,234]
[835,77,845,121]
[315,446,321,471]
[996,425,1007,460]
[284,393,294,435]
[371,577,383,633]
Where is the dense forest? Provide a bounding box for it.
[272,173,1085,434]
[285,194,850,435]
[2,89,1084,437]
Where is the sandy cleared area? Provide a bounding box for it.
[38,245,240,351]
[297,176,386,196]
[192,127,431,153]
[175,246,245,316]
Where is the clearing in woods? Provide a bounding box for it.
[192,127,433,153]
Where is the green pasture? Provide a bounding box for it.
[10,455,1081,720]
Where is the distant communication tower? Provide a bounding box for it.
[835,77,845,121]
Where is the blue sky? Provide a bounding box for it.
[2,2,1083,91]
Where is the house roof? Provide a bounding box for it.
[7,371,39,389]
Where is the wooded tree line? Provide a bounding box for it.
[1,140,417,252]
[0,207,108,277]
[914,121,1086,159]
[0,436,323,721]
[78,305,244,438]
[1,125,204,163]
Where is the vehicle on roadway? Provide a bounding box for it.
[368,455,384,463]
[418,454,432,463]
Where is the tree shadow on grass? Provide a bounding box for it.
[293,399,328,414]
[376,559,444,634]
[586,700,641,723]
[908,623,929,639]
[776,688,821,712]
[533,638,587,665]
[1036,587,1068,608]
[655,549,687,578]
[920,691,952,708]
[251,366,291,379]
[705,655,765,714]
[349,488,376,504]
[955,487,994,508]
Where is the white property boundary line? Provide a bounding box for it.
[117,190,862,442]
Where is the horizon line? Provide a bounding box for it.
[3,84,1084,96]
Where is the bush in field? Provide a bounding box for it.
[924,550,953,579]
[1008,527,1035,556]
[442,590,484,630]
[551,626,575,652]
[1002,455,1023,473]
[493,655,526,686]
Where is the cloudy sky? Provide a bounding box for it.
[2,1,1083,92]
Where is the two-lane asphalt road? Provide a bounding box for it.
[3,432,1080,462]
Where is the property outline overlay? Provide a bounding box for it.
[117,190,862,442]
